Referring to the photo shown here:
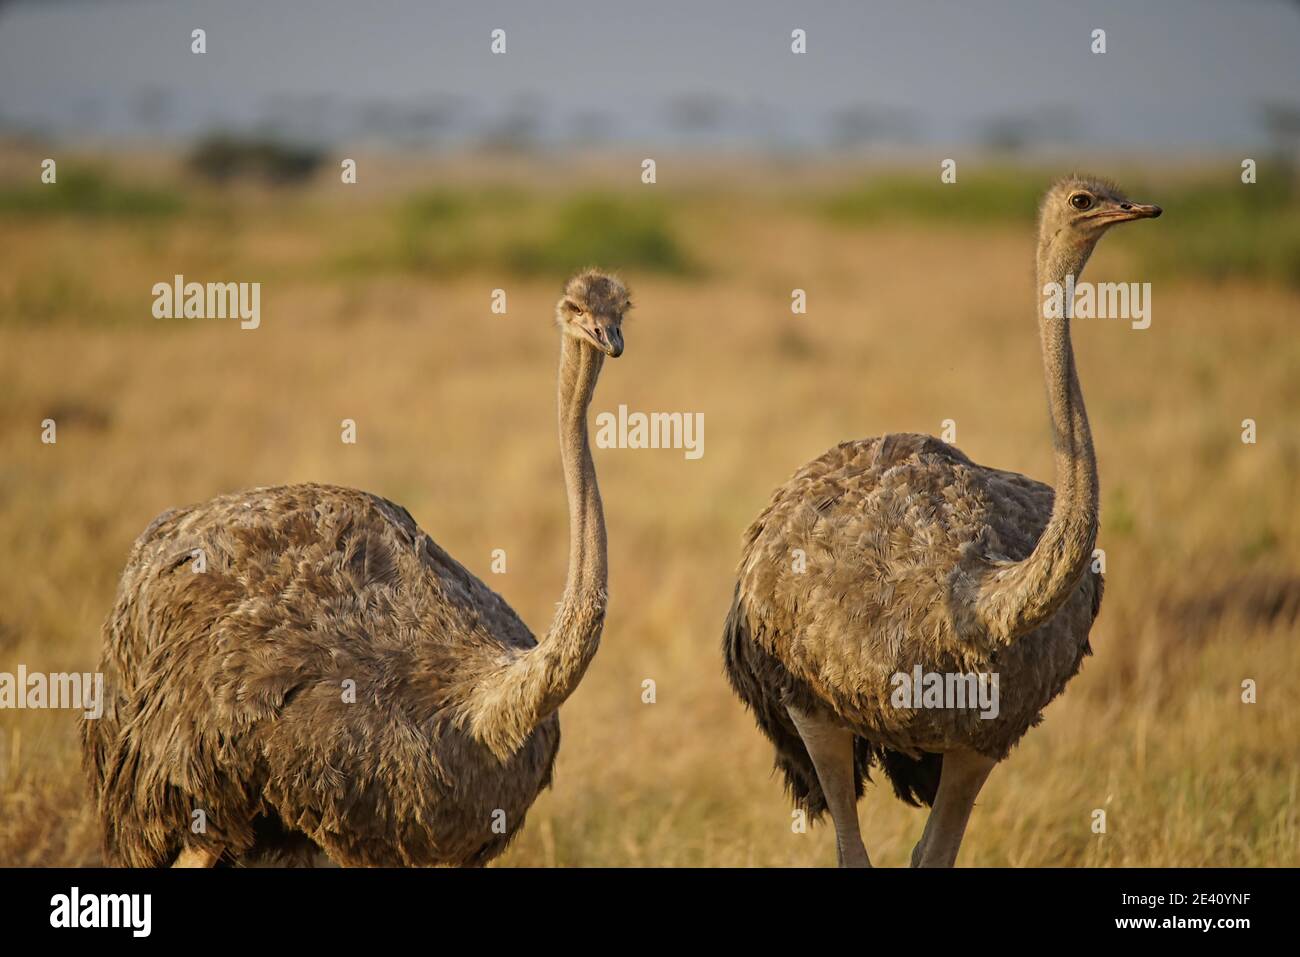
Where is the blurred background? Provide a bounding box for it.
[1,0,1297,865]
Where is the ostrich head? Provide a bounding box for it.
[1040,176,1162,241]
[1036,176,1161,277]
[556,269,630,358]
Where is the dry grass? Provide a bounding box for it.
[1,151,1296,866]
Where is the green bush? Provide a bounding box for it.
[505,194,695,275]
[362,190,696,277]
[401,185,529,226]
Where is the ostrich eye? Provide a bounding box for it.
[1070,193,1093,211]
[566,300,584,316]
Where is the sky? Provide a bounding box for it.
[1,0,1298,151]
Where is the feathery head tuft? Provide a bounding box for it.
[556,269,631,358]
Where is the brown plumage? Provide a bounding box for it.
[82,269,631,867]
[724,178,1162,866]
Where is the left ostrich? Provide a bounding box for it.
[82,269,630,867]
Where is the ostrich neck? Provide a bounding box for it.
[555,332,609,600]
[460,334,608,759]
[974,231,1100,643]
[1036,237,1100,523]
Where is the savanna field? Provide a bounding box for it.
[1,145,1297,866]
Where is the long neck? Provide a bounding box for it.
[461,334,608,759]
[554,333,609,602]
[973,231,1100,644]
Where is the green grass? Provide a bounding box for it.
[821,170,1043,224]
[1124,176,1300,287]
[0,167,183,219]
[822,166,1300,287]
[338,189,697,277]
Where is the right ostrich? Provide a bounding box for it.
[724,176,1161,867]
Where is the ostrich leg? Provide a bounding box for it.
[910,749,995,867]
[786,705,871,868]
[172,847,221,868]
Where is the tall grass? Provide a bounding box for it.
[0,156,1296,866]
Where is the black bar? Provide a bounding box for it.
[0,867,1285,943]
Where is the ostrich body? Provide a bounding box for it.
[83,270,630,867]
[724,178,1161,867]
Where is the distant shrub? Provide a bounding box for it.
[375,187,533,274]
[402,190,471,225]
[0,167,182,218]
[401,185,531,227]
[359,189,696,277]
[504,194,695,275]
[188,134,325,186]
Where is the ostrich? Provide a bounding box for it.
[723,177,1161,867]
[82,269,630,867]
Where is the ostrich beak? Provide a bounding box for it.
[596,326,623,358]
[1114,202,1162,221]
